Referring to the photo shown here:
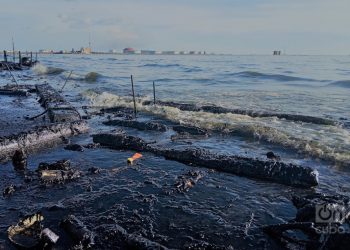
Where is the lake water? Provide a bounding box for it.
[0,54,349,249]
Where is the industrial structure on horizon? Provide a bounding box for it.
[36,46,208,55]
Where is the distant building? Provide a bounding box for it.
[81,47,92,54]
[189,51,196,55]
[39,49,54,54]
[123,48,135,54]
[162,51,175,55]
[109,49,118,54]
[141,50,156,55]
[273,50,282,55]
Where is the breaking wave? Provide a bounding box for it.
[32,63,65,75]
[62,71,102,82]
[328,80,350,88]
[83,91,350,165]
[228,71,318,82]
[142,63,181,68]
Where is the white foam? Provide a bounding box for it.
[84,91,350,165]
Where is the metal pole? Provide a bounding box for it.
[130,75,137,118]
[153,81,156,105]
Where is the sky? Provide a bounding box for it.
[0,0,349,54]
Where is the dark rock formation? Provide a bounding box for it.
[60,215,95,248]
[12,149,27,171]
[0,121,88,162]
[64,143,84,152]
[37,160,81,184]
[93,133,319,188]
[173,125,208,136]
[94,224,169,250]
[36,84,81,123]
[103,119,168,132]
[37,159,71,171]
[263,193,350,249]
[3,185,16,197]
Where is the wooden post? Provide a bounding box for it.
[19,51,22,67]
[35,52,38,62]
[153,81,156,105]
[30,52,33,64]
[130,75,137,118]
[4,50,7,62]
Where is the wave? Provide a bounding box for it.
[62,71,102,82]
[328,80,350,88]
[142,63,181,68]
[32,64,65,75]
[228,71,317,82]
[83,91,350,165]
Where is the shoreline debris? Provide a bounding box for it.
[7,213,44,249]
[93,133,319,187]
[0,121,88,163]
[127,153,143,164]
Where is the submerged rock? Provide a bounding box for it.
[64,143,84,152]
[264,193,350,249]
[37,159,81,184]
[37,159,71,171]
[60,215,95,248]
[12,149,27,171]
[103,119,168,132]
[94,224,169,250]
[172,125,208,136]
[3,185,16,197]
[93,133,319,188]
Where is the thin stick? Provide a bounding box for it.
[5,63,19,86]
[4,50,7,62]
[35,52,38,62]
[19,51,22,67]
[61,70,73,92]
[26,109,48,120]
[131,75,137,118]
[12,37,15,62]
[30,52,33,65]
[153,81,156,105]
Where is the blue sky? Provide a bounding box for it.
[1,0,349,54]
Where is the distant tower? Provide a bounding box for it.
[88,33,91,49]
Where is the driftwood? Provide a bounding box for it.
[0,121,88,162]
[92,133,319,188]
[36,84,81,123]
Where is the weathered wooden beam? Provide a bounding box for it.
[92,133,319,188]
